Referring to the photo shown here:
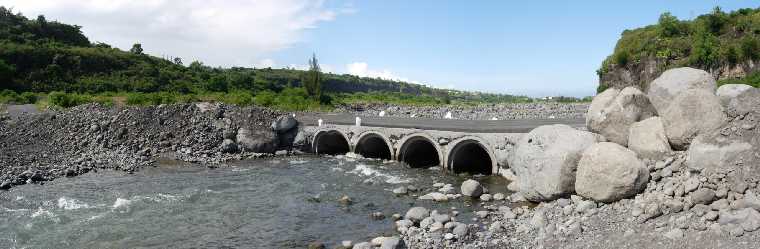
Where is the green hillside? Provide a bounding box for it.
[598,6,760,92]
[0,7,546,109]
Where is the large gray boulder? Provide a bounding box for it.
[686,134,754,173]
[717,84,753,108]
[586,87,656,145]
[271,115,298,133]
[509,124,604,201]
[647,68,726,149]
[236,128,278,153]
[628,117,672,159]
[724,87,760,118]
[575,142,649,202]
[460,179,484,197]
[404,207,429,223]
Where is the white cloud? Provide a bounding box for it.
[2,0,342,67]
[254,58,276,68]
[345,62,416,83]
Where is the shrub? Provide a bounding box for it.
[49,91,92,108]
[18,92,37,104]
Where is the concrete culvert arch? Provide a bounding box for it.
[398,136,441,168]
[313,130,350,155]
[448,139,493,175]
[354,133,393,160]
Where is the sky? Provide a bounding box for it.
[2,0,759,97]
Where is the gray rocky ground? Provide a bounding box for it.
[332,102,588,120]
[0,103,291,190]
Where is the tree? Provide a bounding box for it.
[130,43,143,54]
[173,57,182,65]
[0,59,15,90]
[658,12,682,37]
[302,53,322,100]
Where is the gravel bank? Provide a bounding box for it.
[0,103,286,190]
[333,102,588,120]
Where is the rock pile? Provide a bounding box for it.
[0,103,297,190]
[400,67,760,248]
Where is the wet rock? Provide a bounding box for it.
[307,242,326,249]
[419,192,448,202]
[460,179,483,197]
[479,194,492,202]
[379,236,404,249]
[493,193,505,201]
[371,212,385,220]
[338,195,353,206]
[586,87,655,145]
[628,117,672,159]
[220,139,238,153]
[353,242,373,249]
[392,187,408,196]
[405,207,429,223]
[0,180,11,190]
[431,210,451,223]
[575,142,649,202]
[510,124,603,201]
[236,128,278,153]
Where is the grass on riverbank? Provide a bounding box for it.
[0,89,591,112]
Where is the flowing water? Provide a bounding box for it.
[0,154,511,249]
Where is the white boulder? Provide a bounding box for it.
[575,142,649,202]
[628,116,672,159]
[586,87,656,145]
[509,124,604,201]
[647,68,726,149]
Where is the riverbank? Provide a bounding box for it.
[0,103,289,190]
[331,102,588,120]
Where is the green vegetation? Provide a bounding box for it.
[0,6,587,109]
[718,71,760,88]
[598,7,760,91]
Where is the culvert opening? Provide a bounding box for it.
[355,134,392,160]
[449,140,492,175]
[399,137,440,168]
[314,131,350,155]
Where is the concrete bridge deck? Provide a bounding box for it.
[302,115,586,176]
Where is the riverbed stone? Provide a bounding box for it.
[220,139,238,153]
[719,208,760,232]
[236,128,278,153]
[723,86,760,118]
[271,115,298,133]
[0,180,11,190]
[460,179,484,197]
[405,207,430,222]
[686,134,754,172]
[717,84,753,109]
[628,117,672,159]
[510,124,604,201]
[691,188,717,205]
[379,236,405,249]
[586,87,656,146]
[647,68,726,149]
[352,242,373,249]
[307,242,326,249]
[575,142,649,202]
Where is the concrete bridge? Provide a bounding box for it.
[299,114,585,176]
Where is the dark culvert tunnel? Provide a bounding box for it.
[448,140,492,175]
[354,134,392,160]
[314,130,350,155]
[399,137,440,168]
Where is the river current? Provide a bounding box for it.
[0,154,509,249]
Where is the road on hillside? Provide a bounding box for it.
[298,113,586,133]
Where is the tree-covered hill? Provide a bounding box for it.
[0,6,545,109]
[598,6,760,92]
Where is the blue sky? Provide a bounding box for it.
[3,0,759,97]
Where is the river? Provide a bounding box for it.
[0,154,510,249]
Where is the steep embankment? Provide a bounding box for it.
[598,7,760,92]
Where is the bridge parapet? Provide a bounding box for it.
[304,124,522,176]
